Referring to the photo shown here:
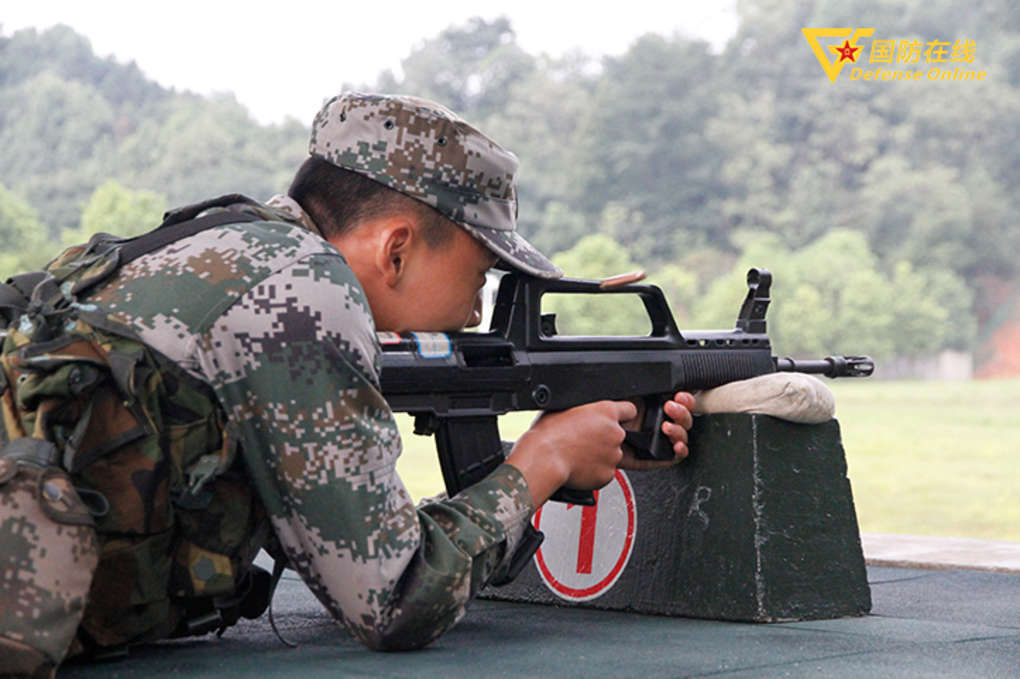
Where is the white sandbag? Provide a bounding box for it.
[693,372,836,424]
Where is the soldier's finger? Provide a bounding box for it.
[664,399,693,430]
[605,400,638,423]
[661,421,688,445]
[672,392,696,409]
[673,440,689,460]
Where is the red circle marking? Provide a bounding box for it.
[533,470,636,599]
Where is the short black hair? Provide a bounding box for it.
[288,156,455,248]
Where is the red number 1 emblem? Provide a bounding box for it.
[533,471,637,602]
[567,491,600,574]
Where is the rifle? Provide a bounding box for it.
[378,268,873,582]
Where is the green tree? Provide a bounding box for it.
[574,34,728,262]
[116,95,305,209]
[374,17,536,122]
[545,235,651,336]
[62,180,167,246]
[714,0,1020,284]
[526,201,589,257]
[691,229,976,359]
[0,25,165,108]
[0,184,50,277]
[0,25,306,234]
[0,71,115,232]
[0,13,1014,366]
[646,264,699,325]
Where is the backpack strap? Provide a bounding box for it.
[0,272,49,325]
[64,206,263,302]
[159,194,261,227]
[117,209,260,268]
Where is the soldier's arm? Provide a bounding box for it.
[195,252,532,650]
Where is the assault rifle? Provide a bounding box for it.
[379,268,873,504]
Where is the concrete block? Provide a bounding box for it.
[481,413,872,621]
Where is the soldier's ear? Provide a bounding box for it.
[377,219,414,287]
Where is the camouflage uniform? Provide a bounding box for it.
[78,194,533,650]
[1,93,558,664]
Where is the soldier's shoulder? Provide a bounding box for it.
[87,204,353,339]
[194,200,333,256]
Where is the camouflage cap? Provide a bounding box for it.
[309,92,562,279]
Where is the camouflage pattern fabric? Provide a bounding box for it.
[83,196,534,650]
[0,458,99,676]
[0,248,270,663]
[309,92,563,280]
[266,194,322,237]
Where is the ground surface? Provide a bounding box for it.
[60,561,1019,679]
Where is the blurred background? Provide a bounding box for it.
[1,0,1016,539]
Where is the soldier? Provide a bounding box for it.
[0,92,694,672]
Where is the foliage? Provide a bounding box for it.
[0,2,1015,363]
[689,229,976,359]
[711,0,1020,282]
[0,25,306,237]
[0,183,51,277]
[572,35,728,259]
[62,180,167,246]
[376,17,537,122]
[544,235,651,336]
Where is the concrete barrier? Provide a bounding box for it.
[482,413,872,621]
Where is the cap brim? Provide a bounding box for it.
[458,223,563,279]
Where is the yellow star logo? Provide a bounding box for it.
[802,28,875,82]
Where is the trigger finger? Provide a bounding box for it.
[610,399,639,422]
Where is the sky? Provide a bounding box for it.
[2,1,739,125]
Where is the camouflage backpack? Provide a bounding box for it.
[0,200,278,677]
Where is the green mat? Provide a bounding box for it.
[59,565,1019,678]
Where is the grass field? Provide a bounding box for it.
[394,379,1020,541]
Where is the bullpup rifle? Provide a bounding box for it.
[378,268,873,581]
[380,267,872,495]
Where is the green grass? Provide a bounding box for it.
[394,379,1020,541]
[829,378,1020,541]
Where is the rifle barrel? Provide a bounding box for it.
[775,355,875,378]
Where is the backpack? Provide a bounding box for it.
[0,198,280,676]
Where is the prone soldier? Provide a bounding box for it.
[0,92,695,675]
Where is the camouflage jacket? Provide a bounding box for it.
[84,195,533,650]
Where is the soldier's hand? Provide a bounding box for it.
[506,400,636,506]
[619,391,695,470]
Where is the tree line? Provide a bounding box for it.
[0,0,1015,363]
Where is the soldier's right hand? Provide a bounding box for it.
[505,400,637,507]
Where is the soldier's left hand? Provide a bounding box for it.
[619,391,695,470]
